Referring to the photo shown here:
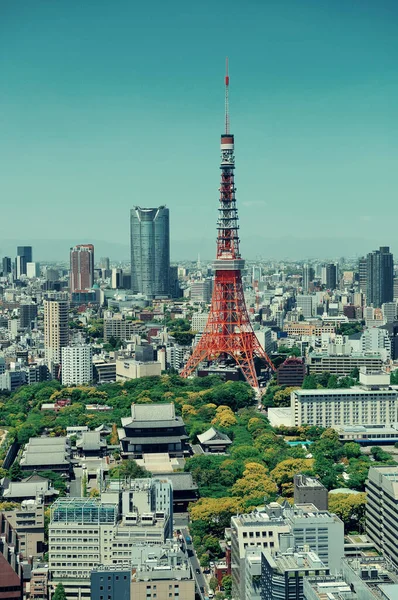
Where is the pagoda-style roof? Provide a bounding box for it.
[197,427,232,446]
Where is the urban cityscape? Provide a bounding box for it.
[1,2,398,600]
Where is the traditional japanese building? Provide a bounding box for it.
[197,427,232,453]
[118,403,189,458]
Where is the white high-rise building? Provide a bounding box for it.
[44,296,69,365]
[61,345,93,385]
[26,262,40,278]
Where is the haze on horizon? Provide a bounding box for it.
[1,0,397,261]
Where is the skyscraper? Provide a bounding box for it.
[130,206,170,298]
[44,296,69,366]
[1,257,11,276]
[70,244,94,293]
[325,263,337,290]
[302,264,314,292]
[358,256,367,293]
[16,246,32,278]
[366,246,394,308]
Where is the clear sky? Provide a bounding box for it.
[1,0,397,261]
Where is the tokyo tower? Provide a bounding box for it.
[181,59,274,394]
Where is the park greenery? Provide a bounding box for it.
[1,368,397,567]
[262,369,360,408]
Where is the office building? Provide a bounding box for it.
[130,206,170,298]
[366,246,394,308]
[302,265,315,293]
[131,545,194,600]
[304,576,368,600]
[230,504,291,600]
[296,295,313,318]
[16,246,32,277]
[190,280,212,303]
[293,475,328,511]
[49,498,118,599]
[261,548,329,600]
[99,257,110,270]
[26,262,40,278]
[116,356,161,381]
[284,504,344,574]
[277,357,306,387]
[44,296,69,366]
[111,268,123,289]
[382,301,397,324]
[366,466,398,566]
[91,568,131,600]
[306,351,383,376]
[394,277,398,301]
[1,256,12,275]
[340,556,398,600]
[192,312,209,333]
[61,345,93,386]
[169,265,181,298]
[358,257,368,294]
[291,370,397,428]
[325,263,337,290]
[19,301,38,329]
[70,244,94,292]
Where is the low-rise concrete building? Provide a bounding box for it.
[3,499,45,559]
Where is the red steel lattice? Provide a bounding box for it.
[181,61,274,393]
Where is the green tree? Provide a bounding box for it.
[302,375,318,389]
[210,577,218,592]
[222,575,232,600]
[343,442,362,459]
[109,459,150,480]
[9,461,22,481]
[53,583,67,600]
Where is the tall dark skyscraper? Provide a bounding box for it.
[366,246,394,308]
[325,263,337,290]
[130,206,170,298]
[1,257,12,276]
[16,246,32,278]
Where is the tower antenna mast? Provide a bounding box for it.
[225,56,230,134]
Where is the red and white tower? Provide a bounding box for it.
[181,59,274,394]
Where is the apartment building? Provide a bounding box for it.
[366,466,398,566]
[61,345,93,386]
[3,499,45,559]
[291,387,398,428]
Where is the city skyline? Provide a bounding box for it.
[1,0,398,260]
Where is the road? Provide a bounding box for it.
[180,524,208,600]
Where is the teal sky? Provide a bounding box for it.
[1,0,397,261]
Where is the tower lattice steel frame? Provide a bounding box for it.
[181,59,274,393]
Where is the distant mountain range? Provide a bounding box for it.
[0,236,395,263]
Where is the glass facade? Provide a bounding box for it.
[130,206,170,298]
[366,246,394,308]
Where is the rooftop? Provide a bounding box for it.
[131,403,176,422]
[294,387,396,396]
